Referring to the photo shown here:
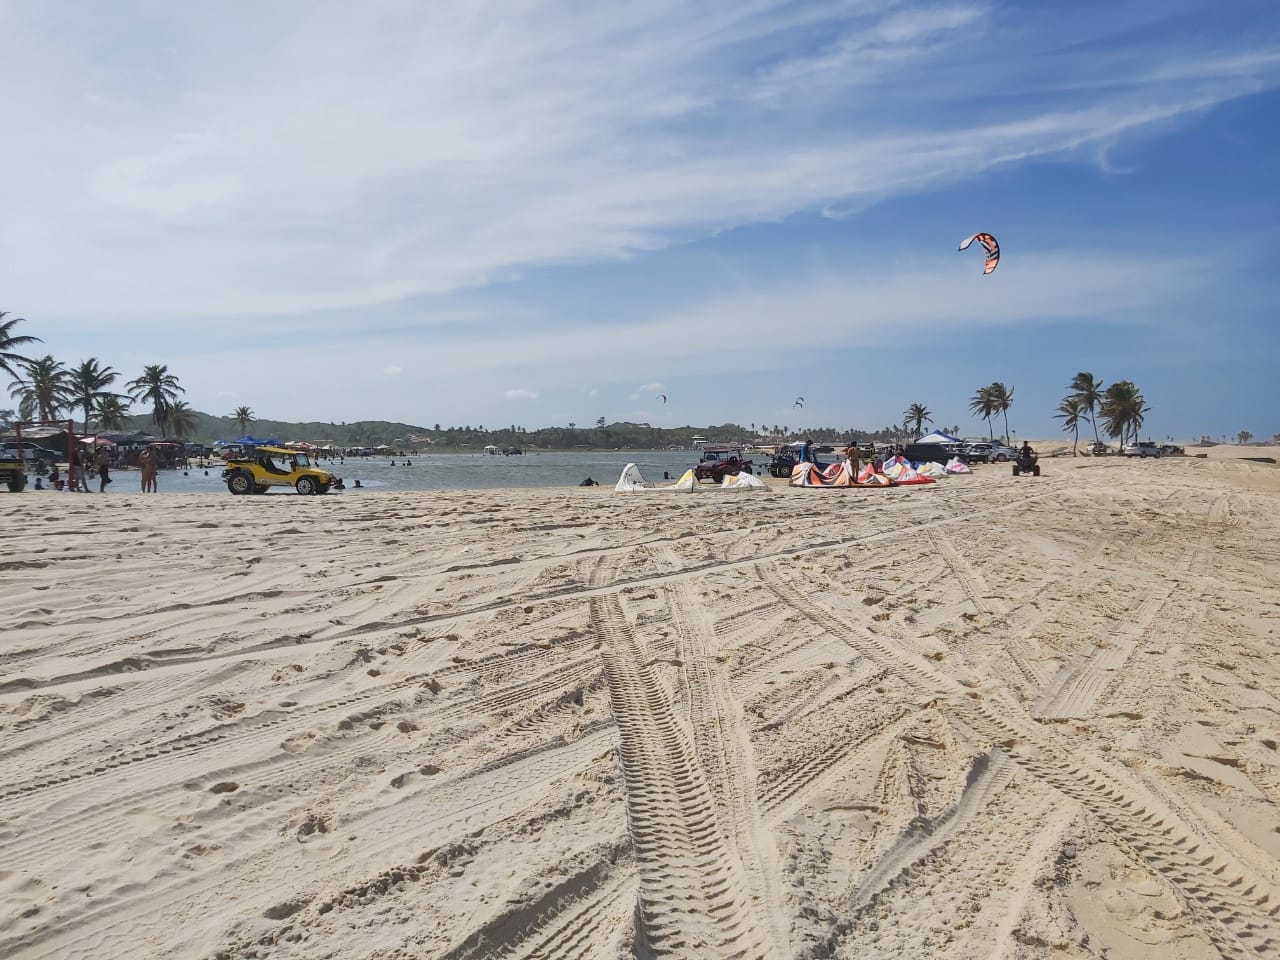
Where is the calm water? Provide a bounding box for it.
[80,451,729,494]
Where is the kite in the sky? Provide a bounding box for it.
[958,232,1000,274]
[793,397,805,409]
[657,394,667,404]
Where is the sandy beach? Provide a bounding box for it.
[2,452,1279,959]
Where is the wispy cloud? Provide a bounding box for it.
[0,1,1274,434]
[2,1,1275,326]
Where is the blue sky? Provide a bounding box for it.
[2,1,1278,441]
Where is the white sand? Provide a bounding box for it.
[2,454,1279,959]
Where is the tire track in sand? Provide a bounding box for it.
[593,593,770,959]
[663,578,788,955]
[760,562,1280,959]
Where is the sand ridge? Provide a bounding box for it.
[1,455,1279,958]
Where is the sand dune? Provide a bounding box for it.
[2,455,1279,959]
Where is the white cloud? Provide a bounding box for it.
[1,2,1275,327]
[0,2,1272,436]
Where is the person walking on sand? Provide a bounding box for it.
[96,448,112,493]
[139,446,158,493]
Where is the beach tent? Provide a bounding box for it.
[916,430,961,445]
[721,471,766,489]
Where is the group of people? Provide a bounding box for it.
[35,445,160,493]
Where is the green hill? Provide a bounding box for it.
[114,411,928,451]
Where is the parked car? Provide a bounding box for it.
[1086,441,1109,456]
[902,443,957,466]
[768,450,800,478]
[1122,441,1161,458]
[963,440,1016,463]
[766,442,829,478]
[693,444,753,482]
[1,442,60,463]
[1158,444,1184,456]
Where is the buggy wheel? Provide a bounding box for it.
[7,474,26,492]
[295,476,317,495]
[1032,465,1041,476]
[227,471,253,495]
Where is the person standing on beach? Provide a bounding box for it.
[96,448,112,493]
[842,444,860,477]
[139,446,158,493]
[70,457,89,493]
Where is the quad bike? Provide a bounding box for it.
[1012,450,1040,477]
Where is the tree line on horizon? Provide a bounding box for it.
[2,311,1272,450]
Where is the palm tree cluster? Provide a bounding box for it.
[1053,372,1150,454]
[968,382,1014,442]
[0,311,200,439]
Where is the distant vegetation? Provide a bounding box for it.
[0,309,1270,450]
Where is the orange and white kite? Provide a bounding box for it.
[958,232,1000,274]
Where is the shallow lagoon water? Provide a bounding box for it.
[84,450,729,494]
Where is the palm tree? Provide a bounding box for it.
[1069,372,1104,445]
[903,402,932,437]
[8,354,72,422]
[1054,395,1087,456]
[1,312,41,386]
[93,395,132,432]
[166,401,198,440]
[231,405,254,436]
[127,364,185,435]
[68,358,123,435]
[1100,380,1148,446]
[1237,430,1253,445]
[988,382,1014,443]
[968,386,996,439]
